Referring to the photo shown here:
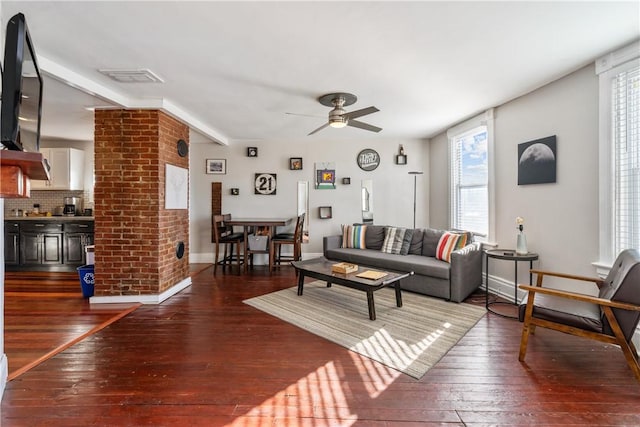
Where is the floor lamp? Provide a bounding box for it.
[408,171,423,229]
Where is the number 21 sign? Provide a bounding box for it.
[254,173,277,195]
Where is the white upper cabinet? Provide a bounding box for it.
[31,148,85,190]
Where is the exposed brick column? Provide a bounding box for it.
[94,110,189,296]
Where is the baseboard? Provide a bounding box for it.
[484,273,523,304]
[89,277,192,305]
[0,353,7,399]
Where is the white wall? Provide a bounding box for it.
[430,64,600,289]
[189,137,429,262]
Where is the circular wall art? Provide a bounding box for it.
[254,173,277,195]
[357,148,380,171]
[175,241,185,259]
[177,139,189,157]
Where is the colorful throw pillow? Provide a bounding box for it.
[342,224,367,249]
[435,232,468,262]
[381,227,412,254]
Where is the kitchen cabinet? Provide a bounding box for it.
[31,148,85,190]
[4,221,20,266]
[19,222,64,266]
[4,219,94,271]
[64,222,95,265]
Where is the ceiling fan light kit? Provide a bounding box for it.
[303,92,382,135]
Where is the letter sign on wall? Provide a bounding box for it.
[357,149,380,171]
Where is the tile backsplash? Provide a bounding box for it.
[4,190,93,216]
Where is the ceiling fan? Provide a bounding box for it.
[294,92,382,136]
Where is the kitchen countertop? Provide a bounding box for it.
[5,216,95,221]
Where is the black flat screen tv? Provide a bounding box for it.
[1,13,43,152]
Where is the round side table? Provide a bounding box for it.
[484,249,539,318]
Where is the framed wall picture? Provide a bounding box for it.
[518,135,557,185]
[247,147,258,157]
[290,157,303,170]
[206,159,226,174]
[315,162,336,189]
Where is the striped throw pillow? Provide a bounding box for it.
[342,225,367,249]
[381,227,408,254]
[435,232,468,262]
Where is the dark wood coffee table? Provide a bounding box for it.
[291,257,413,320]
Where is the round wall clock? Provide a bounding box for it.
[177,139,188,157]
[357,148,380,171]
[254,173,277,195]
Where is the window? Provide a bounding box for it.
[448,110,494,239]
[597,41,640,268]
[612,64,640,256]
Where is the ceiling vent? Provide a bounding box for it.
[98,68,164,83]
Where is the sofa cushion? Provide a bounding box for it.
[325,248,451,280]
[342,224,366,249]
[364,225,386,250]
[422,228,445,257]
[381,227,413,255]
[408,228,424,255]
[435,232,468,262]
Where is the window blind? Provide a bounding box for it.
[613,64,640,254]
[450,126,488,236]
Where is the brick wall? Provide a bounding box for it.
[94,109,189,296]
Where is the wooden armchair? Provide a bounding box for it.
[518,249,640,381]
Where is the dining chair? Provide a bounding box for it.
[269,213,305,272]
[212,214,244,274]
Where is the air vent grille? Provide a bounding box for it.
[98,68,164,83]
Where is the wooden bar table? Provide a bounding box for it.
[225,217,293,272]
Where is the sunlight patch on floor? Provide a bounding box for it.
[229,361,357,426]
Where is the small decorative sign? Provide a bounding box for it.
[357,149,380,171]
[254,173,277,195]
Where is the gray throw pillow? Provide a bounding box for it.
[399,228,415,255]
[408,228,424,255]
[422,228,445,257]
[364,225,386,250]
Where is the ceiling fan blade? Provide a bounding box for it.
[308,122,330,135]
[285,112,324,118]
[343,106,379,120]
[347,119,382,133]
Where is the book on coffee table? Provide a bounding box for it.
[356,270,388,280]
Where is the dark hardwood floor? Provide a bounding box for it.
[2,265,639,426]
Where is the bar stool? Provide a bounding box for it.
[269,213,305,272]
[212,214,244,274]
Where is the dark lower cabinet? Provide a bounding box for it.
[20,232,63,265]
[4,221,20,266]
[4,220,94,271]
[64,232,94,265]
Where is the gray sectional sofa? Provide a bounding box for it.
[323,225,483,303]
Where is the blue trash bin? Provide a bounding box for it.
[77,265,95,298]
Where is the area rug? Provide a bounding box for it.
[244,281,486,379]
